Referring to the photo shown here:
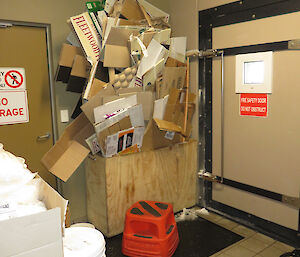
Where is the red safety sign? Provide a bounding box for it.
[0,68,26,90]
[0,90,29,125]
[240,93,268,117]
[4,70,24,89]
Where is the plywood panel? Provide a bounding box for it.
[213,11,300,49]
[86,157,108,233]
[213,51,300,197]
[86,141,197,237]
[212,184,299,230]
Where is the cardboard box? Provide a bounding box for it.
[142,118,183,151]
[103,27,140,67]
[41,113,95,182]
[56,43,83,83]
[0,177,68,257]
[66,55,90,93]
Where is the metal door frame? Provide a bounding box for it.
[0,19,58,143]
[198,0,300,247]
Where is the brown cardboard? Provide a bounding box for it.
[159,67,187,98]
[87,79,108,100]
[103,91,154,120]
[81,84,116,124]
[163,89,196,137]
[66,55,90,93]
[70,55,89,78]
[103,27,140,67]
[56,44,83,83]
[97,116,132,151]
[58,43,83,67]
[121,0,144,20]
[41,113,95,182]
[165,57,186,67]
[142,118,183,151]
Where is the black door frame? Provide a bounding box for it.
[199,0,300,247]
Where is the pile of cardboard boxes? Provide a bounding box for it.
[42,0,196,182]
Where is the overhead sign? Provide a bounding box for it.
[0,68,26,90]
[0,90,29,125]
[240,93,268,117]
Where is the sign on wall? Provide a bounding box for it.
[0,68,29,125]
[240,93,268,117]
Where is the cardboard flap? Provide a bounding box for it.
[154,118,182,132]
[121,0,144,20]
[58,44,83,67]
[38,178,68,230]
[70,55,89,78]
[41,113,94,181]
[49,141,90,182]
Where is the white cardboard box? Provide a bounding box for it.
[0,178,68,257]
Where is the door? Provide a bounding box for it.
[0,24,56,188]
[199,1,300,240]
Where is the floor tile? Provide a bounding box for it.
[216,218,239,230]
[251,233,275,245]
[272,241,295,252]
[232,225,256,238]
[258,245,285,257]
[222,245,256,257]
[239,237,271,253]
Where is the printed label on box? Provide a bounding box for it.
[165,131,175,140]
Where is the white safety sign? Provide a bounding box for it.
[0,68,26,90]
[0,90,29,125]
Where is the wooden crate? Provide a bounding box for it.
[86,140,197,237]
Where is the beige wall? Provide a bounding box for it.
[197,0,236,11]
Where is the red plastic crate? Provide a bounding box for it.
[122,201,179,257]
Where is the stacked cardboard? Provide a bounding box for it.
[42,0,196,181]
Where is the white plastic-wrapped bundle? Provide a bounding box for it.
[0,143,36,196]
[63,227,106,257]
[0,144,47,221]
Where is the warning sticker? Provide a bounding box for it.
[240,93,268,117]
[0,68,26,90]
[0,90,29,125]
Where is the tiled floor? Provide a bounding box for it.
[195,209,296,257]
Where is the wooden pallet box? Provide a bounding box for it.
[86,140,197,237]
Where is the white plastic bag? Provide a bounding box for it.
[0,143,36,196]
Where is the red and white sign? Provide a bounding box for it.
[0,68,26,90]
[240,93,268,117]
[0,90,29,125]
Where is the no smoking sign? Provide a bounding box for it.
[0,68,26,90]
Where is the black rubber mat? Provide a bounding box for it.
[105,216,243,257]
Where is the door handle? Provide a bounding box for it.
[37,132,51,141]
